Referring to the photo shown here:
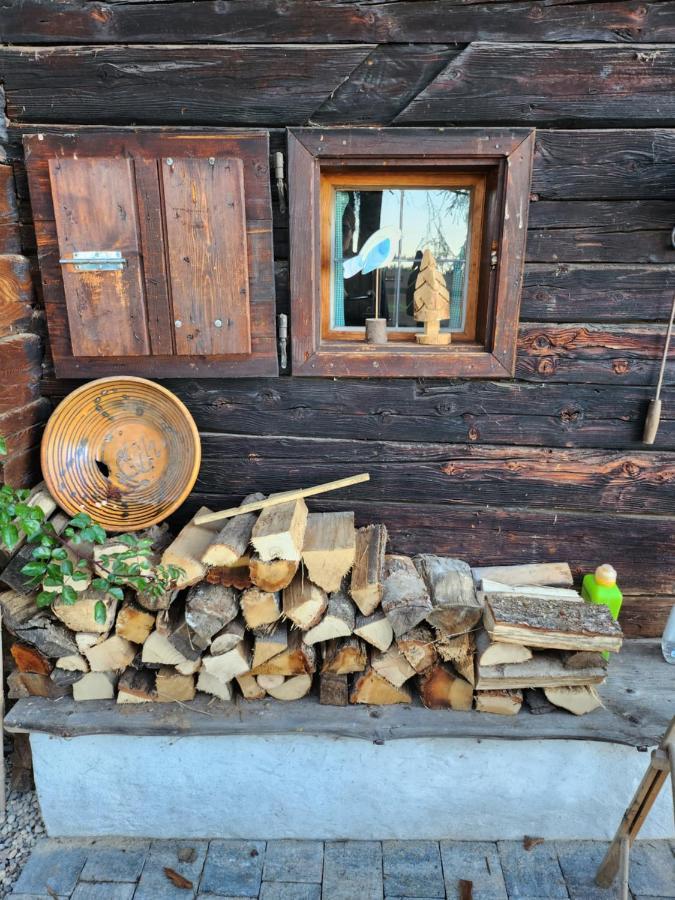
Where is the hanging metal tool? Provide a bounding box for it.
[643,293,675,444]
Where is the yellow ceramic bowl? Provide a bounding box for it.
[41,377,201,531]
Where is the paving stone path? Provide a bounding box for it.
[5,837,675,899]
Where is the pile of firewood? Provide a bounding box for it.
[2,489,623,715]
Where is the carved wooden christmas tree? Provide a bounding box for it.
[413,249,451,345]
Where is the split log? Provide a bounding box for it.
[117,668,156,704]
[202,642,251,682]
[161,506,219,588]
[185,582,239,650]
[562,650,608,670]
[350,669,411,705]
[176,657,201,676]
[475,690,523,716]
[397,625,438,673]
[142,630,190,667]
[251,497,308,562]
[249,554,298,592]
[476,653,607,690]
[84,635,136,672]
[251,622,288,669]
[236,671,266,700]
[75,632,102,654]
[210,617,246,655]
[257,674,285,691]
[320,672,349,706]
[419,665,473,711]
[266,673,313,701]
[201,492,264,567]
[10,643,51,675]
[9,671,71,699]
[52,589,117,634]
[415,555,481,636]
[207,565,252,590]
[0,589,42,632]
[354,611,393,652]
[304,587,355,645]
[163,609,202,662]
[483,594,623,653]
[240,587,282,631]
[115,602,155,645]
[480,580,581,600]
[381,555,432,637]
[350,524,387,616]
[73,670,117,701]
[475,630,532,666]
[251,629,316,676]
[283,573,328,630]
[156,667,196,703]
[472,562,573,588]
[302,512,356,592]
[196,669,233,702]
[544,685,603,715]
[321,636,368,675]
[435,630,476,685]
[371,645,416,688]
[55,654,88,673]
[7,671,30,699]
[524,689,557,716]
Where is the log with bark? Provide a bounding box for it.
[55,653,88,672]
[201,492,264,567]
[435,630,475,685]
[371,644,416,688]
[161,507,220,588]
[353,611,393,652]
[350,524,387,616]
[397,624,438,674]
[302,512,356,592]
[320,672,349,706]
[414,555,481,636]
[543,685,603,715]
[196,669,233,702]
[282,573,328,630]
[419,664,473,710]
[142,630,190,667]
[475,630,532,666]
[240,587,282,631]
[476,653,607,690]
[265,673,313,701]
[185,582,239,649]
[350,668,412,705]
[117,668,156,704]
[10,643,51,675]
[321,636,368,675]
[303,586,355,644]
[381,555,432,637]
[115,602,155,645]
[483,594,623,653]
[251,497,308,562]
[249,554,299,592]
[251,629,316,676]
[207,564,252,590]
[251,622,288,669]
[210,617,246,655]
[52,589,117,634]
[236,671,266,700]
[202,642,251,682]
[475,689,523,716]
[156,667,196,703]
[472,562,574,588]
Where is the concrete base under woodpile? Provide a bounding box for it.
[5,641,674,841]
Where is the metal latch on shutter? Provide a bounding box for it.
[59,251,127,272]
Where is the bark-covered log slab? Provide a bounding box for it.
[397,44,675,127]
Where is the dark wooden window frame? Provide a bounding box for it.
[288,127,536,378]
[24,129,278,379]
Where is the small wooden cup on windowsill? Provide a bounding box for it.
[365,318,388,344]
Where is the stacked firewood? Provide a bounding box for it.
[1,491,623,715]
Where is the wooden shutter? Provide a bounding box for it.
[25,131,277,378]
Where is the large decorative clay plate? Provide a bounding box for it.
[41,377,201,531]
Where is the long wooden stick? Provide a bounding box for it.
[643,294,675,443]
[193,473,370,526]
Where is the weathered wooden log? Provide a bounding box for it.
[475,629,532,667]
[156,667,196,703]
[472,562,573,589]
[73,670,117,701]
[476,653,607,690]
[397,625,438,674]
[236,671,266,701]
[415,555,481,636]
[419,664,473,711]
[185,582,239,650]
[161,507,219,588]
[206,564,252,590]
[480,580,581,600]
[52,589,117,634]
[210,617,246,655]
[302,511,355,592]
[283,572,328,630]
[115,602,155,645]
[10,642,51,675]
[117,668,156,704]
[251,497,308,562]
[304,586,355,644]
[484,594,623,653]
[350,524,387,616]
[175,657,201,676]
[381,555,432,637]
[354,611,393,652]
[142,630,190,667]
[320,672,349,706]
[240,587,282,631]
[55,653,88,673]
[562,650,608,670]
[249,554,299,592]
[84,635,136,672]
[475,689,523,716]
[251,629,316,676]
[201,491,264,567]
[251,622,288,669]
[196,669,233,702]
[256,674,285,692]
[371,645,416,688]
[350,669,411,705]
[544,684,603,715]
[435,630,476,686]
[266,673,313,701]
[202,642,251,682]
[321,636,368,675]
[163,608,202,662]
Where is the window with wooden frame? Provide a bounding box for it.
[24,130,278,378]
[288,128,535,378]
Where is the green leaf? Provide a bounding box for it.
[43,576,63,588]
[1,523,20,550]
[94,600,107,625]
[107,586,124,601]
[60,559,74,577]
[22,519,43,540]
[51,547,68,560]
[91,578,109,592]
[35,591,53,608]
[69,512,92,529]
[90,525,107,544]
[62,585,78,605]
[71,570,90,582]
[117,534,137,547]
[20,560,48,578]
[32,545,52,560]
[16,488,31,501]
[0,436,7,455]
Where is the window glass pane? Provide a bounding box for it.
[331,187,472,332]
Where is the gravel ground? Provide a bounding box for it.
[1,739,46,899]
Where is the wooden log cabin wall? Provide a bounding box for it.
[0,1,674,639]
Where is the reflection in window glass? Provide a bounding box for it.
[332,188,472,332]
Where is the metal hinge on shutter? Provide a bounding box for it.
[277,313,288,371]
[59,250,127,272]
[274,151,286,214]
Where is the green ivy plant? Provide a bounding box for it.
[0,439,183,623]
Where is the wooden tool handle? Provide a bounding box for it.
[194,473,370,525]
[642,398,662,445]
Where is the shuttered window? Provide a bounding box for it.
[25,131,277,377]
